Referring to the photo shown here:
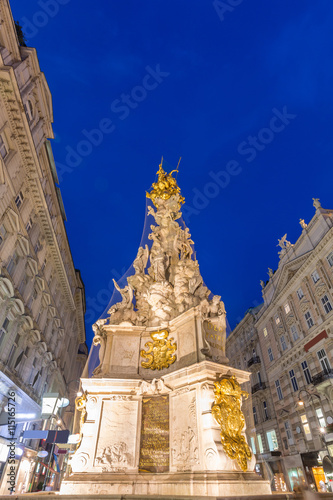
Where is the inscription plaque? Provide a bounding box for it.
[139,395,169,473]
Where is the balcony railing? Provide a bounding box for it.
[251,382,267,394]
[312,368,333,386]
[247,356,261,368]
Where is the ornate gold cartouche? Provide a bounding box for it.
[146,160,185,207]
[140,329,177,370]
[211,376,252,472]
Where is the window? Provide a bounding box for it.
[268,347,274,362]
[290,324,299,341]
[301,360,312,384]
[25,100,34,122]
[257,434,264,454]
[275,315,280,325]
[311,270,320,283]
[0,224,6,246]
[317,349,331,373]
[0,134,8,159]
[263,327,268,337]
[2,317,9,331]
[289,369,299,392]
[321,295,332,314]
[253,406,258,425]
[297,288,304,300]
[327,252,333,268]
[250,437,256,455]
[284,420,293,444]
[283,437,288,450]
[284,302,291,314]
[301,414,312,440]
[266,430,279,451]
[26,219,33,232]
[304,311,314,329]
[275,379,283,400]
[280,335,287,351]
[41,259,46,272]
[15,191,24,209]
[257,371,262,385]
[7,252,18,275]
[8,334,19,368]
[263,401,269,420]
[316,408,326,428]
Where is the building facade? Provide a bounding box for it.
[227,199,333,493]
[0,1,86,493]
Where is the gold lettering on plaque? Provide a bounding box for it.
[139,395,169,473]
[140,329,177,370]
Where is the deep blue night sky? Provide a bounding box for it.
[12,0,333,346]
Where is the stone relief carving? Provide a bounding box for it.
[138,377,171,395]
[71,451,90,473]
[315,282,327,297]
[95,442,132,472]
[172,396,199,471]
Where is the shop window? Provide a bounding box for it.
[257,434,264,454]
[250,437,256,454]
[266,430,279,451]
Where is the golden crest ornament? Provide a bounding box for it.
[211,376,252,472]
[140,329,177,370]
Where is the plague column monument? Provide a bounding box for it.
[61,163,270,496]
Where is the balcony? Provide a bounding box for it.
[251,382,267,394]
[312,368,333,387]
[247,356,261,368]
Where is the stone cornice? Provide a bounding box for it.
[0,68,75,309]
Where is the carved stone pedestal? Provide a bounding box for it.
[60,362,270,497]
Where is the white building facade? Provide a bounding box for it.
[227,200,333,493]
[0,1,86,493]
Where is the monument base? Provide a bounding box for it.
[61,471,271,496]
[61,362,270,497]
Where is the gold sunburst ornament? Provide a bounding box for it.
[211,376,252,471]
[140,329,177,370]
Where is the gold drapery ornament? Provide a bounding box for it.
[146,159,185,207]
[75,392,87,444]
[140,329,177,370]
[211,376,252,472]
